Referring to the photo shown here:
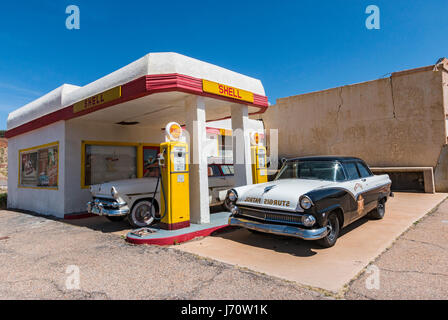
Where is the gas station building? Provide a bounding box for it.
[5,52,268,224]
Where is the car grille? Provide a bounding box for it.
[238,206,304,225]
[93,197,120,209]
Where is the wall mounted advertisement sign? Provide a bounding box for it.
[19,143,58,188]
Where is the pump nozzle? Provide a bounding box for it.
[158,150,166,167]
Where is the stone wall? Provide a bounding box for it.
[254,62,448,191]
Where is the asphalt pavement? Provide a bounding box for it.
[0,210,322,300]
[1,196,447,299]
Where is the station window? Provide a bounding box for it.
[83,143,137,186]
[221,164,234,175]
[19,142,59,188]
[208,164,221,177]
[219,134,233,162]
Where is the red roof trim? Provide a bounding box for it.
[6,73,268,139]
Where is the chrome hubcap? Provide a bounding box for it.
[378,202,385,215]
[327,218,336,241]
[136,204,153,223]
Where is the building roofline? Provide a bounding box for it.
[277,58,447,103]
[7,52,268,133]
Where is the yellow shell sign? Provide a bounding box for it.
[73,86,122,113]
[202,79,254,103]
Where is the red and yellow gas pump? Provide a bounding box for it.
[159,122,190,230]
[250,132,268,184]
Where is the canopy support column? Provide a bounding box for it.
[231,104,253,187]
[185,96,210,224]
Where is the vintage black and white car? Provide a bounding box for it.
[225,156,393,247]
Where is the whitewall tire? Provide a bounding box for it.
[128,199,159,228]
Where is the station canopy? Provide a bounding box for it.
[7,52,268,137]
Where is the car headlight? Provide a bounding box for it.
[299,195,313,210]
[227,189,238,202]
[111,187,119,200]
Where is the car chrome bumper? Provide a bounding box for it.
[87,199,129,217]
[229,216,329,240]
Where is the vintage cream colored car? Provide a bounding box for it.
[87,177,160,228]
[87,164,235,228]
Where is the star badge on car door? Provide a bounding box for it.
[357,195,365,215]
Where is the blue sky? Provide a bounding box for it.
[1,0,447,130]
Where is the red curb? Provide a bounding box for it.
[126,224,231,246]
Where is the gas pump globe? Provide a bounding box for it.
[159,122,190,230]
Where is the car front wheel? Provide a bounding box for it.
[128,199,159,228]
[316,213,340,248]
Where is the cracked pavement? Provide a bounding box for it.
[0,210,323,300]
[346,198,448,299]
[1,197,447,300]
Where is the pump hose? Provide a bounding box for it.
[148,165,167,222]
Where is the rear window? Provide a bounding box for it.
[344,162,360,180]
[356,162,372,178]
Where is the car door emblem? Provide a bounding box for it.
[357,195,364,215]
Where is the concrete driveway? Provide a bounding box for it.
[0,209,322,299]
[176,192,448,293]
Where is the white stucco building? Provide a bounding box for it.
[5,52,268,223]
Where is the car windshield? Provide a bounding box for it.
[275,160,346,182]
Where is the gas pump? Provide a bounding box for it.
[158,122,190,230]
[250,132,268,184]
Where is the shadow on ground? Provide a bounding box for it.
[3,208,132,237]
[208,216,370,258]
[64,216,133,235]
